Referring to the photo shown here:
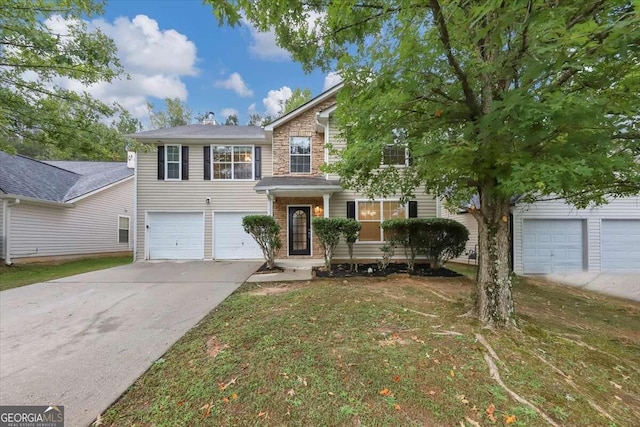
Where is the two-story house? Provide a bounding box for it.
[131,83,439,261]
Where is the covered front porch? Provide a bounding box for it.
[255,176,342,259]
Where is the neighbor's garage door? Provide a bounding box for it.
[214,212,264,259]
[522,219,584,274]
[147,212,204,260]
[601,220,640,272]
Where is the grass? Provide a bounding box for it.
[102,265,640,427]
[0,255,132,291]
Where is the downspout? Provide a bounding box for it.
[435,192,442,218]
[4,199,20,265]
[132,152,138,262]
[316,114,329,180]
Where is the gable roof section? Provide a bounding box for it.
[130,124,265,141]
[263,82,343,132]
[0,151,133,203]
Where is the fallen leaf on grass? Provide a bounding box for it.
[456,394,469,404]
[231,393,238,400]
[504,414,516,424]
[610,381,622,389]
[200,403,212,418]
[393,375,401,383]
[411,335,425,344]
[206,336,230,358]
[450,370,455,377]
[257,411,267,418]
[218,377,237,391]
[486,403,496,422]
[394,404,401,411]
[428,390,436,396]
[92,414,102,426]
[379,388,393,397]
[297,376,308,386]
[222,397,229,404]
[286,389,295,397]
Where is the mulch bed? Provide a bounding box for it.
[255,262,285,274]
[314,262,461,278]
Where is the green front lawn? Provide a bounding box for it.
[102,269,640,426]
[0,255,132,291]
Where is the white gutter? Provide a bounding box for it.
[0,194,71,208]
[255,185,342,193]
[4,198,21,265]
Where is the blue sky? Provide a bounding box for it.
[87,0,339,126]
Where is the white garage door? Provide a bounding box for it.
[601,220,640,272]
[147,212,204,260]
[522,219,584,274]
[214,212,264,259]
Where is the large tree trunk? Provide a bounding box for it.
[473,188,515,327]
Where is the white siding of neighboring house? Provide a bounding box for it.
[8,178,133,260]
[512,196,640,274]
[0,197,4,259]
[441,209,479,265]
[135,142,272,260]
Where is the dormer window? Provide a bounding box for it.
[290,136,311,173]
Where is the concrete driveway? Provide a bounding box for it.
[542,272,640,302]
[0,260,260,427]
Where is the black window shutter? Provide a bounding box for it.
[407,149,413,166]
[204,146,211,180]
[157,146,165,180]
[408,200,418,218]
[254,146,262,179]
[181,146,189,180]
[347,201,356,219]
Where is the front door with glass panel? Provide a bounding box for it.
[289,207,311,255]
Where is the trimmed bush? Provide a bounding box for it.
[340,218,361,271]
[242,215,281,270]
[382,218,469,270]
[312,217,344,269]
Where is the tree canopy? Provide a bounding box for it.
[224,113,239,125]
[147,98,194,129]
[283,87,312,115]
[0,0,132,160]
[209,0,640,326]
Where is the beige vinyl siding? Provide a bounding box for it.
[136,142,272,260]
[326,116,344,180]
[441,209,478,265]
[0,199,4,258]
[331,190,437,260]
[9,179,133,259]
[512,196,640,274]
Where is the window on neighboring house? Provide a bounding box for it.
[290,136,311,173]
[357,200,406,241]
[118,215,130,244]
[212,145,253,180]
[382,145,408,166]
[165,144,181,180]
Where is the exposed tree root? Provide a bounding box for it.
[475,333,505,367]
[431,331,464,336]
[556,336,640,374]
[402,307,439,318]
[427,289,456,302]
[464,417,481,427]
[482,353,560,427]
[456,309,474,318]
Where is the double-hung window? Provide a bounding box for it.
[118,215,130,244]
[290,137,311,173]
[165,144,181,180]
[382,145,408,166]
[212,145,253,180]
[357,200,406,242]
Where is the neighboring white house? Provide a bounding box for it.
[512,197,640,274]
[0,151,134,264]
[441,208,479,265]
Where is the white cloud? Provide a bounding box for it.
[323,71,343,90]
[214,72,254,97]
[263,86,292,117]
[220,108,239,118]
[247,103,257,114]
[39,14,198,124]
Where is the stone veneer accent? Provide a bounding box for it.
[272,97,336,177]
[274,196,324,259]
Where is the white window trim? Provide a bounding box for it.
[355,199,408,243]
[118,215,130,244]
[211,144,255,181]
[289,136,312,174]
[381,145,410,167]
[164,144,182,181]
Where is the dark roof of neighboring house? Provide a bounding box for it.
[254,176,341,191]
[129,124,266,140]
[0,151,133,203]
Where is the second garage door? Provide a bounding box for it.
[522,219,584,274]
[601,220,640,272]
[214,212,265,259]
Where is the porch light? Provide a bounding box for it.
[314,204,323,215]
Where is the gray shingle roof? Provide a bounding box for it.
[130,124,266,140]
[254,176,342,190]
[0,151,133,203]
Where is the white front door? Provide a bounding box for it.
[147,212,204,260]
[522,219,583,274]
[214,212,265,259]
[601,219,640,272]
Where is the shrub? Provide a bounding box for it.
[378,242,395,270]
[340,218,361,271]
[242,215,281,270]
[312,217,344,270]
[381,218,469,270]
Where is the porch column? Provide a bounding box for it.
[266,192,274,216]
[323,194,330,218]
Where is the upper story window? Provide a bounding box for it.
[383,145,408,166]
[165,144,181,180]
[212,145,253,180]
[357,200,407,242]
[290,137,311,173]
